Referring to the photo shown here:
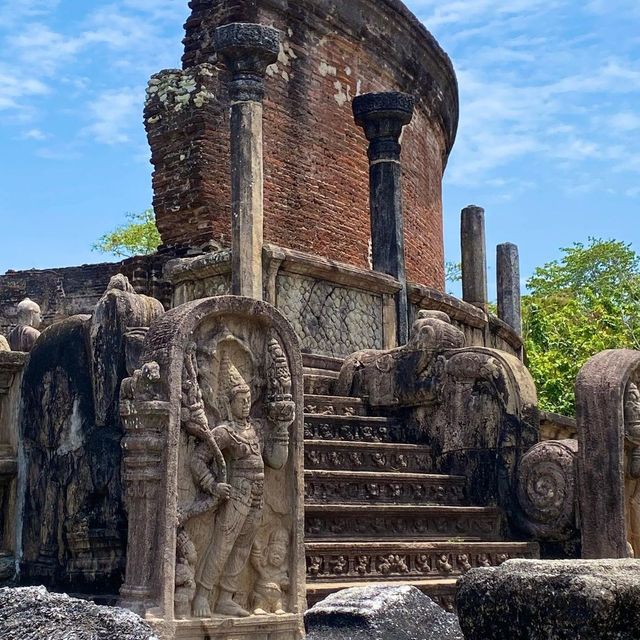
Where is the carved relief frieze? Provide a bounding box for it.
[303,418,408,444]
[118,296,305,638]
[305,545,536,581]
[625,377,640,557]
[305,508,500,540]
[304,474,464,505]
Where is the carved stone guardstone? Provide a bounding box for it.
[576,349,640,558]
[119,296,305,640]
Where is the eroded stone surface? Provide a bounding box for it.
[0,586,158,639]
[457,559,640,640]
[305,584,463,640]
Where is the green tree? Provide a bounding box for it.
[93,208,161,258]
[523,238,640,416]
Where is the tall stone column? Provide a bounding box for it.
[353,92,414,345]
[214,23,280,300]
[461,205,488,312]
[497,242,522,335]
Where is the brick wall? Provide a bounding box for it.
[0,254,172,337]
[147,0,458,290]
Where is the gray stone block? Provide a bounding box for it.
[457,559,640,640]
[0,586,158,639]
[305,584,463,640]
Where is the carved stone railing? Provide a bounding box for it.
[335,310,538,538]
[164,245,524,359]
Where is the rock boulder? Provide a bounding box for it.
[0,586,158,640]
[305,584,463,640]
[457,559,640,640]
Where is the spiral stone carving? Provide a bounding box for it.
[516,439,578,540]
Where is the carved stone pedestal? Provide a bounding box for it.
[120,296,305,640]
[148,612,302,640]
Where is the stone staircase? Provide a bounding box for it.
[301,355,539,611]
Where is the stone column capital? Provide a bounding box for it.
[353,92,415,161]
[214,23,280,102]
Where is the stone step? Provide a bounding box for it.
[303,353,344,372]
[305,504,502,541]
[304,373,338,396]
[305,541,539,583]
[305,440,434,473]
[303,394,367,417]
[304,414,413,444]
[306,577,458,611]
[305,470,466,505]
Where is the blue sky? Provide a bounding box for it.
[0,0,638,299]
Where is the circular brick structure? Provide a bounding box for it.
[147,0,458,289]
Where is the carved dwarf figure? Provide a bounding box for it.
[625,381,640,557]
[175,530,198,620]
[8,298,41,352]
[267,338,292,398]
[250,527,290,615]
[190,356,290,618]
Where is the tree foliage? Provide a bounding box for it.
[523,238,640,416]
[93,208,161,258]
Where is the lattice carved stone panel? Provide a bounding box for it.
[276,274,383,356]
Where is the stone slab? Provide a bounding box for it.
[0,586,157,639]
[457,559,640,640]
[305,584,463,640]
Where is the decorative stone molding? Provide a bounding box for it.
[0,352,27,576]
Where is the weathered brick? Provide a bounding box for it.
[148,0,458,289]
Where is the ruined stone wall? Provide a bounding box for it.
[0,255,172,337]
[147,0,458,290]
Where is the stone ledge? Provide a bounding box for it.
[265,244,402,295]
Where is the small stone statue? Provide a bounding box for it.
[7,298,41,352]
[250,528,290,615]
[175,530,197,620]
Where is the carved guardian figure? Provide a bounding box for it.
[189,355,291,618]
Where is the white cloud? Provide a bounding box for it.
[82,88,141,145]
[0,65,49,110]
[610,112,640,132]
[24,128,48,141]
[417,0,640,197]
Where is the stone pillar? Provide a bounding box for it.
[497,242,522,335]
[461,205,488,312]
[214,23,280,300]
[353,92,414,345]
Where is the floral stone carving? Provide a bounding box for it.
[119,296,304,640]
